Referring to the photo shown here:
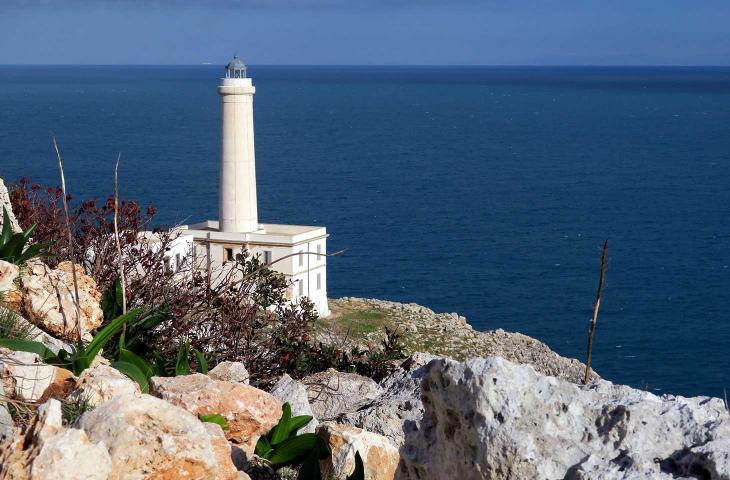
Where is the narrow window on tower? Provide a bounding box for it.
[298,279,304,296]
[263,250,272,265]
[299,250,304,267]
[317,273,322,290]
[316,244,321,262]
[224,247,234,263]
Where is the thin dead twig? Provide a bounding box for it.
[51,134,82,342]
[113,153,127,314]
[584,239,608,385]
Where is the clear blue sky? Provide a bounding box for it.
[1,0,729,65]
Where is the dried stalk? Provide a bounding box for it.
[113,153,127,314]
[51,135,82,342]
[584,239,608,385]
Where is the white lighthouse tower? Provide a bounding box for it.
[218,56,259,233]
[184,56,330,317]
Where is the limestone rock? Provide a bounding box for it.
[79,393,239,480]
[302,368,383,421]
[0,350,65,402]
[68,364,140,407]
[327,297,597,384]
[209,361,250,384]
[270,374,318,433]
[340,353,437,447]
[0,399,111,480]
[317,422,399,480]
[0,261,18,294]
[0,179,20,234]
[149,373,280,453]
[399,356,730,480]
[7,261,103,341]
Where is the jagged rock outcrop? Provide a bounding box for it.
[209,361,250,384]
[0,179,20,234]
[149,373,281,454]
[0,399,112,480]
[327,297,597,384]
[340,352,436,447]
[79,393,240,480]
[317,422,399,480]
[399,356,730,480]
[5,261,103,342]
[68,364,140,407]
[302,368,383,421]
[270,373,318,434]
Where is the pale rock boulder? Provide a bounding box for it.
[302,368,383,421]
[0,399,111,480]
[0,179,20,234]
[0,261,18,293]
[79,393,239,480]
[209,361,250,384]
[340,352,437,447]
[6,261,103,341]
[0,350,69,402]
[317,422,399,480]
[270,374,318,433]
[399,356,730,480]
[68,364,140,407]
[149,373,281,454]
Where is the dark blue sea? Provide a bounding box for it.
[1,65,729,398]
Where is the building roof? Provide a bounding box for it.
[226,55,246,71]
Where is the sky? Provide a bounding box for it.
[1,0,730,65]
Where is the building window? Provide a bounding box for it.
[263,250,272,265]
[317,273,322,290]
[298,279,304,296]
[224,247,234,262]
[299,250,304,267]
[175,253,182,271]
[316,244,321,261]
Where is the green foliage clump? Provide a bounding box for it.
[0,307,35,341]
[0,207,53,265]
[255,402,329,480]
[62,394,94,427]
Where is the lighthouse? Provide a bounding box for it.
[218,56,259,233]
[183,56,330,317]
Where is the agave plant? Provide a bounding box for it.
[0,206,53,265]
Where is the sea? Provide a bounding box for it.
[1,65,729,398]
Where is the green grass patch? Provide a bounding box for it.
[326,309,392,337]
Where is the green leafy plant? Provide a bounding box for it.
[62,394,94,427]
[255,402,330,480]
[199,413,229,430]
[109,336,210,393]
[0,307,142,376]
[0,206,53,265]
[0,307,35,341]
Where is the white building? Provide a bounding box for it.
[182,56,329,317]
